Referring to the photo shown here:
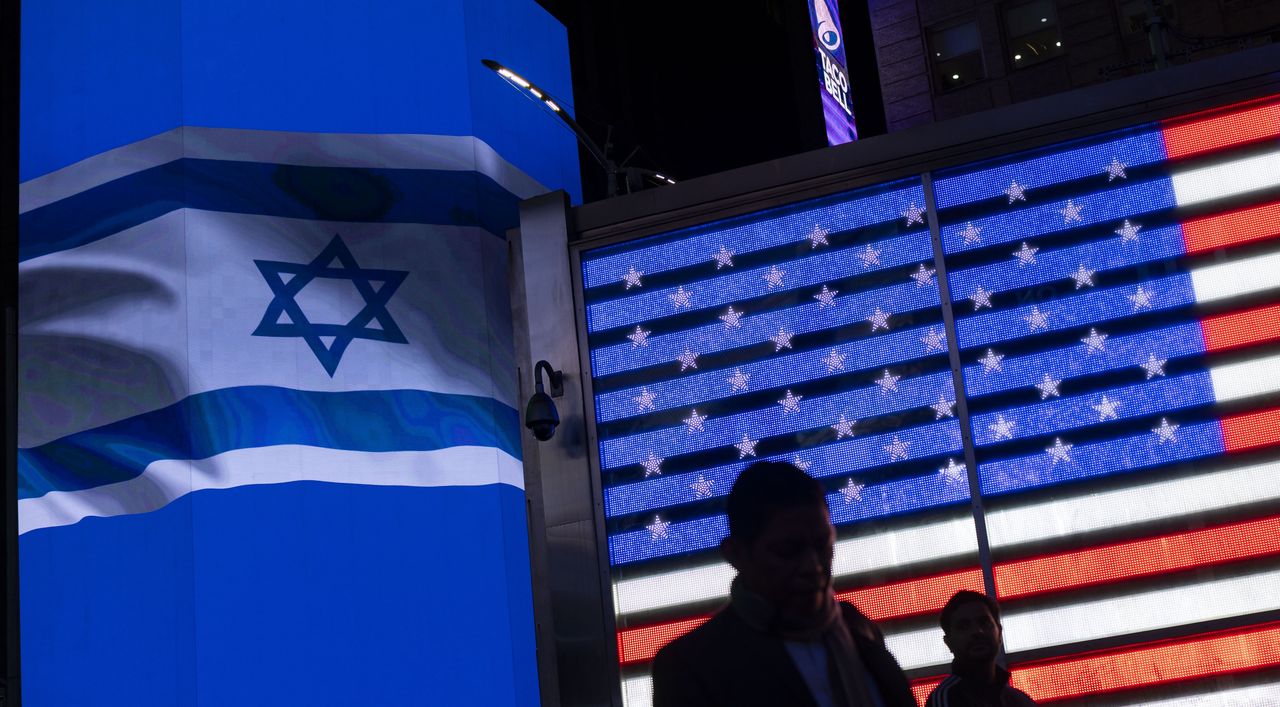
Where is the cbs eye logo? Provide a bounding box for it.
[814,0,841,52]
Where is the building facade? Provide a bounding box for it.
[869,0,1280,130]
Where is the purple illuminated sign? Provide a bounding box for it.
[809,0,857,145]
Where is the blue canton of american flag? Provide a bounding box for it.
[580,179,980,705]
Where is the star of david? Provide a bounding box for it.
[253,235,408,377]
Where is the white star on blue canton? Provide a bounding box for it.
[1106,157,1128,181]
[677,348,699,371]
[867,307,892,331]
[931,396,956,419]
[857,244,882,268]
[1024,306,1050,331]
[832,415,856,439]
[875,369,901,394]
[808,224,830,248]
[640,452,664,477]
[770,328,794,351]
[989,414,1016,441]
[1005,180,1027,203]
[633,387,657,412]
[712,245,736,269]
[1141,353,1167,379]
[961,222,982,246]
[669,285,693,309]
[1093,395,1121,421]
[1046,437,1074,464]
[911,264,937,287]
[939,458,967,485]
[1129,285,1154,311]
[621,265,644,289]
[627,326,652,347]
[793,455,813,472]
[720,306,744,328]
[1153,417,1180,443]
[727,368,751,392]
[683,409,707,433]
[1070,264,1096,289]
[980,348,1005,374]
[971,286,994,310]
[764,265,786,289]
[647,515,671,540]
[1013,242,1039,267]
[902,203,926,226]
[1035,373,1062,399]
[814,285,839,308]
[735,434,759,458]
[1061,200,1084,223]
[840,478,864,503]
[778,390,803,413]
[690,475,715,499]
[884,436,911,461]
[921,327,947,353]
[1116,219,1142,243]
[822,349,847,373]
[1082,328,1109,354]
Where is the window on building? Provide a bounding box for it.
[1004,0,1065,68]
[927,20,985,92]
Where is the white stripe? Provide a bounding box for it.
[19,209,516,447]
[1191,250,1280,304]
[1209,351,1280,403]
[1001,566,1280,653]
[19,130,183,213]
[1172,147,1280,207]
[613,515,978,618]
[882,566,1280,671]
[18,444,523,535]
[985,458,1280,548]
[622,674,653,707]
[1119,682,1280,706]
[620,648,1280,707]
[19,127,547,213]
[618,458,1280,620]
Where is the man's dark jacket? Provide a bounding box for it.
[924,664,1036,707]
[651,602,917,707]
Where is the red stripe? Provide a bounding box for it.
[617,514,1280,666]
[616,569,984,666]
[1220,407,1280,453]
[1182,201,1280,254]
[995,514,1280,599]
[1200,303,1280,353]
[912,622,1280,703]
[1162,98,1280,159]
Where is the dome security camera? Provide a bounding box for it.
[525,360,564,442]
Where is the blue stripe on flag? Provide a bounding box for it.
[18,386,520,500]
[19,159,520,261]
[931,129,1166,210]
[955,273,1194,349]
[939,178,1177,253]
[585,231,934,333]
[581,183,925,289]
[978,419,1226,496]
[969,372,1216,445]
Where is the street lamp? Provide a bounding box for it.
[481,58,675,197]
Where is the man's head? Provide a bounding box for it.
[720,461,834,621]
[940,590,1003,665]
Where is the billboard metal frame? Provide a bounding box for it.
[515,43,1280,706]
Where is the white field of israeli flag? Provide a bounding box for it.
[18,127,548,706]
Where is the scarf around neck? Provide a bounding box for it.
[729,577,879,706]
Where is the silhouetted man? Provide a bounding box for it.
[651,461,915,707]
[926,590,1036,706]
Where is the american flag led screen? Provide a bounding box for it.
[579,94,1280,705]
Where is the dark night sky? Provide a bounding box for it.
[535,1,886,202]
